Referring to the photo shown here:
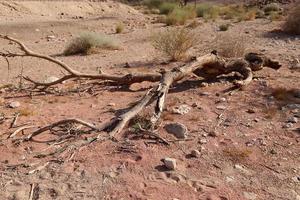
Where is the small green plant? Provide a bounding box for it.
[268,11,283,21]
[63,32,118,56]
[152,28,198,61]
[115,23,124,34]
[283,5,300,35]
[219,23,229,31]
[203,5,220,21]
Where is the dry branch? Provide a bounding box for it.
[0,35,281,145]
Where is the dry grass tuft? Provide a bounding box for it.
[223,147,252,163]
[17,108,34,116]
[212,33,247,58]
[271,87,300,104]
[152,28,198,61]
[63,32,118,56]
[283,5,300,35]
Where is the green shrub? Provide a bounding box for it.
[203,5,220,21]
[166,7,196,26]
[196,3,213,17]
[152,28,198,61]
[158,2,177,14]
[283,5,300,35]
[63,32,118,56]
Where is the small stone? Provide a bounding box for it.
[163,157,177,170]
[9,101,20,108]
[287,116,298,123]
[253,118,259,122]
[219,97,226,102]
[47,35,56,40]
[292,176,300,183]
[44,76,59,83]
[199,139,207,144]
[172,104,191,115]
[199,92,210,96]
[243,192,257,200]
[164,122,187,139]
[283,122,293,128]
[270,149,277,154]
[200,82,209,87]
[191,149,201,158]
[216,105,226,110]
[225,176,235,183]
[108,103,116,107]
[247,109,256,114]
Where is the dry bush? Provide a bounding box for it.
[283,5,300,35]
[165,7,197,26]
[152,28,198,61]
[196,3,220,20]
[115,23,125,34]
[263,3,280,13]
[212,33,247,58]
[63,32,118,56]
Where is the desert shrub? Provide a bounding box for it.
[255,9,265,18]
[196,3,214,17]
[263,3,280,14]
[212,33,246,58]
[152,28,198,61]
[158,2,177,14]
[63,32,118,56]
[219,24,229,31]
[283,5,300,35]
[143,0,163,9]
[115,23,124,34]
[165,7,196,26]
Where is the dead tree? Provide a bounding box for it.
[0,35,281,146]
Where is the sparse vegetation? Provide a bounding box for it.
[283,5,300,35]
[212,33,246,58]
[115,23,125,34]
[263,3,280,14]
[152,28,198,61]
[158,2,177,14]
[165,7,196,26]
[63,32,118,55]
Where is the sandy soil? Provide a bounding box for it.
[0,1,299,200]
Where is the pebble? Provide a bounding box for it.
[47,35,56,40]
[219,97,226,102]
[191,149,201,158]
[108,103,116,107]
[44,76,59,83]
[199,92,210,96]
[164,122,187,139]
[283,122,294,128]
[216,105,226,110]
[172,104,191,115]
[8,101,20,108]
[199,139,207,144]
[243,192,257,200]
[287,116,298,123]
[163,157,177,170]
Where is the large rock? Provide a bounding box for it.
[164,122,187,139]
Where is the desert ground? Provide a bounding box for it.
[0,0,299,200]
